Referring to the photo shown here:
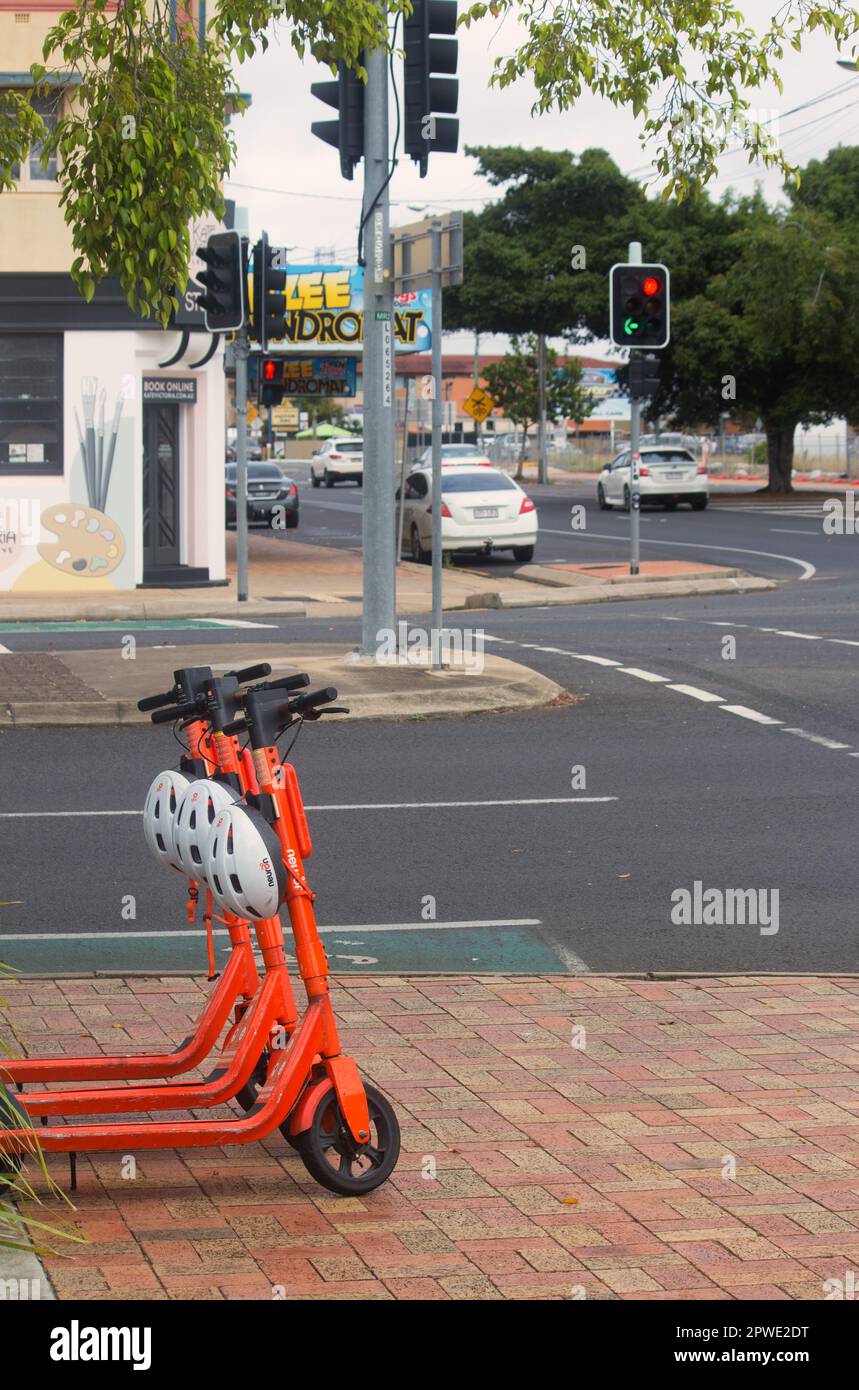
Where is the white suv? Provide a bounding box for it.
[310,437,364,487]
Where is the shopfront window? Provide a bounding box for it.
[0,333,63,475]
[3,90,61,186]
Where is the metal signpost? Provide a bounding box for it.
[234,327,250,602]
[392,210,463,666]
[627,241,643,576]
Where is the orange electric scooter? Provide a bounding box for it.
[1,676,401,1195]
[3,663,272,1093]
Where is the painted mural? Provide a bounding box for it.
[9,371,135,592]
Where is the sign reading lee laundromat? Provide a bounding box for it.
[142,377,198,405]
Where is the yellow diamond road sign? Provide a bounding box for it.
[464,387,494,423]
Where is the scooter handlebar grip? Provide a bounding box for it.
[229,662,272,684]
[137,687,178,712]
[287,685,338,716]
[151,700,198,725]
[222,717,248,736]
[263,672,311,694]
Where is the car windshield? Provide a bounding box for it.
[441,472,517,492]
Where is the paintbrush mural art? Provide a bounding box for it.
[38,376,127,578]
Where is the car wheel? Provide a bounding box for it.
[597,482,609,510]
[311,470,320,488]
[512,545,535,562]
[356,477,363,487]
[691,496,708,510]
[410,525,429,565]
[623,485,631,512]
[324,469,334,488]
[286,513,299,529]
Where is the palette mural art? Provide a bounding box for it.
[10,374,135,592]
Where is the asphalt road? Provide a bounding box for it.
[1,477,856,976]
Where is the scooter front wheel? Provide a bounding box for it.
[295,1082,400,1195]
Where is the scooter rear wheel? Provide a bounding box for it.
[295,1082,400,1195]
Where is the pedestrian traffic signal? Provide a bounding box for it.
[250,231,287,351]
[403,0,459,178]
[310,59,365,181]
[628,354,662,401]
[610,263,670,348]
[259,359,286,408]
[195,230,246,333]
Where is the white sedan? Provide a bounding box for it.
[415,443,493,469]
[597,447,709,510]
[398,466,538,563]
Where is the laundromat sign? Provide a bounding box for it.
[142,377,198,405]
[251,259,432,354]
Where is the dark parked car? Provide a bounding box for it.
[225,463,299,528]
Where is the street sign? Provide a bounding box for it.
[463,386,494,423]
[270,403,300,435]
[391,211,463,294]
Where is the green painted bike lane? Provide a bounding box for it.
[1,922,566,975]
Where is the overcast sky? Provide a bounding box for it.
[224,1,859,357]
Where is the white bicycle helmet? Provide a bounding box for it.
[173,778,241,879]
[143,769,191,870]
[204,803,287,920]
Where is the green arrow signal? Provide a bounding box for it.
[624,317,639,335]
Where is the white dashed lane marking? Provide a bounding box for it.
[485,636,854,758]
[664,617,857,649]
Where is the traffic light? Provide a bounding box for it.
[610,263,670,348]
[403,0,459,177]
[628,354,662,401]
[195,230,246,332]
[310,59,364,181]
[258,358,285,408]
[250,231,287,351]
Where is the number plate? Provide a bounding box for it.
[664,471,682,479]
[473,507,499,519]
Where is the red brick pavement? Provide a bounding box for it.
[2,973,859,1301]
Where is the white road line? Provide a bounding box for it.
[552,942,591,974]
[0,644,12,654]
[769,528,821,536]
[666,684,724,702]
[830,639,859,648]
[202,617,278,629]
[0,797,618,820]
[540,528,816,579]
[719,705,783,725]
[767,630,821,640]
[780,729,851,751]
[618,667,669,682]
[568,654,623,667]
[0,918,542,942]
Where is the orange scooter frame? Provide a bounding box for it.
[3,667,266,1091]
[0,681,373,1155]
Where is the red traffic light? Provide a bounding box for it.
[263,359,278,380]
[641,275,661,297]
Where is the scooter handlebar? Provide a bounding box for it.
[225,662,272,684]
[137,686,178,712]
[150,700,199,725]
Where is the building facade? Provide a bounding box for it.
[0,2,227,593]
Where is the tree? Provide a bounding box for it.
[670,204,859,491]
[483,336,591,478]
[3,1,856,321]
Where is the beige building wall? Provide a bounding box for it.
[0,7,76,271]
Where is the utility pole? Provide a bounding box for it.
[627,240,642,577]
[537,332,548,485]
[361,40,396,657]
[430,219,444,666]
[234,326,250,601]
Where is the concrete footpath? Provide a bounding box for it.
[0,530,772,623]
[0,641,564,727]
[2,972,859,1301]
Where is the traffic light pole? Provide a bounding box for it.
[627,240,642,577]
[361,41,396,658]
[234,327,250,602]
[430,219,444,665]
